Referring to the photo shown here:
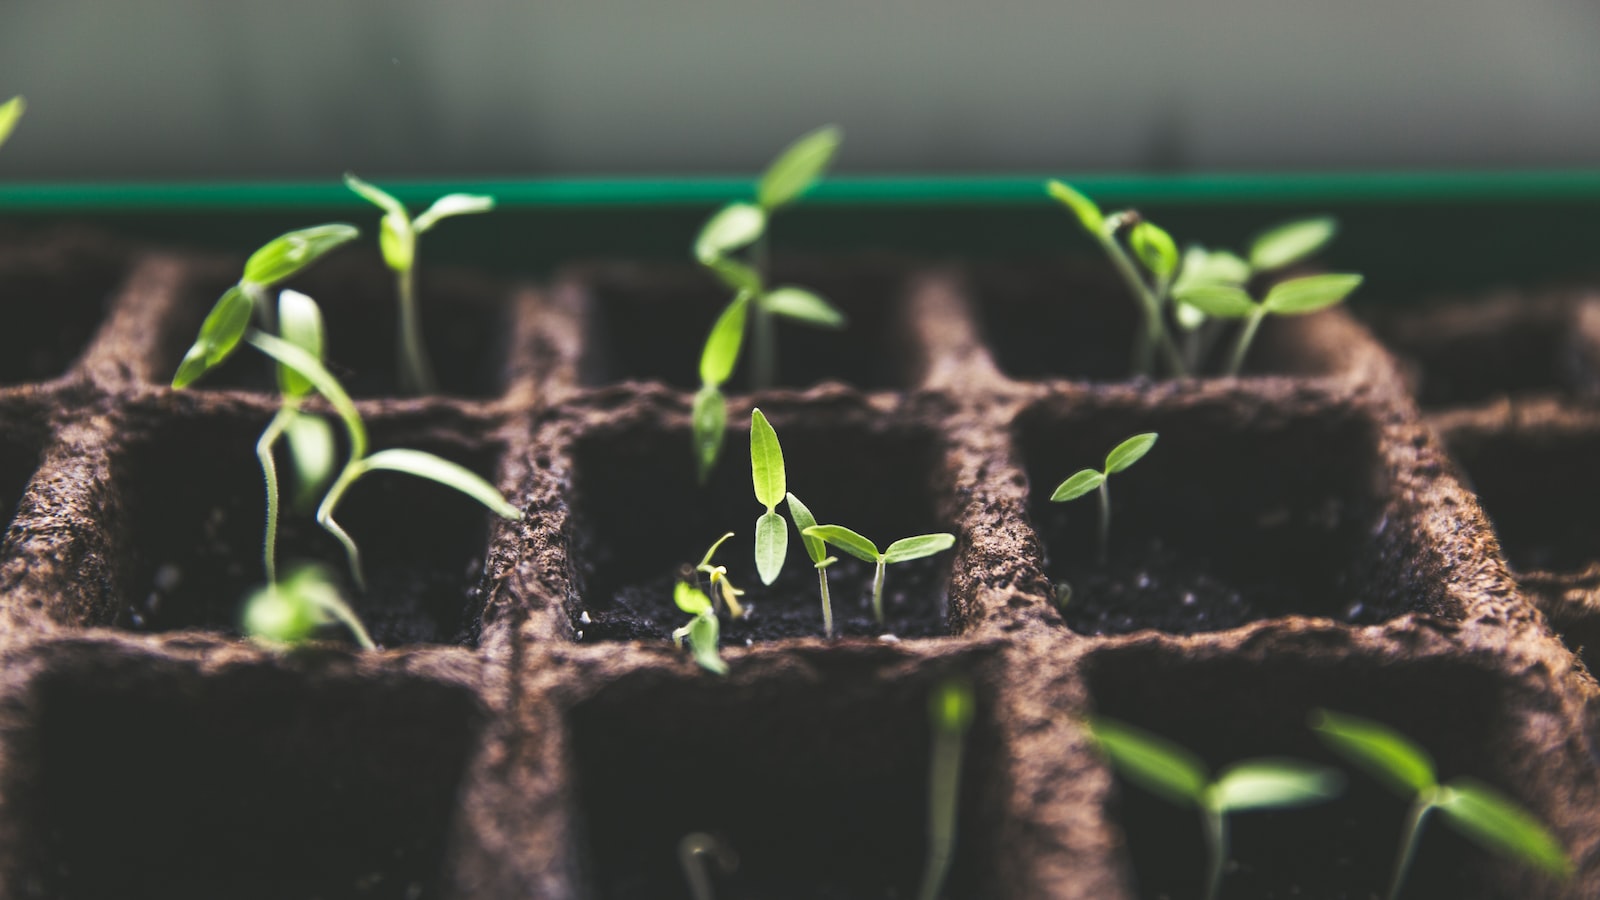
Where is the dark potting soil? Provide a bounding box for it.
[0,231,131,385]
[1443,426,1600,575]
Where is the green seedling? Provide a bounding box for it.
[678,832,738,900]
[1175,271,1363,376]
[918,677,975,900]
[750,408,789,586]
[344,174,494,394]
[1311,709,1570,899]
[1050,432,1157,565]
[242,562,374,650]
[785,491,838,637]
[695,531,746,619]
[672,581,728,675]
[693,292,750,483]
[1087,716,1344,900]
[801,525,955,626]
[0,96,25,151]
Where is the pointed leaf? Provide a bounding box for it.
[692,384,727,484]
[1262,273,1363,315]
[1105,433,1158,474]
[1250,216,1338,271]
[750,408,785,510]
[242,223,360,287]
[1050,469,1105,503]
[695,202,766,263]
[1437,780,1571,878]
[786,492,826,564]
[687,610,728,675]
[883,533,956,564]
[698,532,736,569]
[1175,246,1250,293]
[763,287,846,329]
[1174,283,1257,319]
[758,124,842,210]
[275,289,325,399]
[247,332,367,457]
[705,256,763,294]
[1212,759,1344,813]
[700,292,751,386]
[414,193,494,232]
[1086,717,1208,807]
[284,412,336,507]
[0,96,24,150]
[343,172,408,219]
[172,285,253,388]
[378,211,414,271]
[755,511,788,585]
[803,524,880,563]
[675,581,714,615]
[1130,221,1179,282]
[357,448,522,520]
[1046,180,1104,234]
[1310,709,1436,796]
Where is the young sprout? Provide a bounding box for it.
[242,562,375,650]
[692,292,751,483]
[1310,709,1570,899]
[672,581,728,676]
[1050,432,1157,565]
[750,408,789,586]
[917,677,975,900]
[0,96,25,151]
[784,491,838,637]
[1175,272,1363,376]
[695,531,746,619]
[344,174,494,394]
[678,832,738,900]
[1087,716,1344,900]
[801,525,955,627]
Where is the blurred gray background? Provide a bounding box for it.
[3,0,1599,179]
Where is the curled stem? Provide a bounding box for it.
[256,406,295,585]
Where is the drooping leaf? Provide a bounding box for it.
[675,581,714,616]
[1050,469,1105,503]
[763,287,846,328]
[692,384,727,484]
[357,448,522,520]
[283,412,336,508]
[1250,216,1338,272]
[1436,780,1570,878]
[1086,717,1208,807]
[803,524,880,563]
[700,292,751,386]
[378,211,415,272]
[1105,433,1158,474]
[755,510,788,585]
[758,124,842,210]
[246,332,367,458]
[1261,273,1363,315]
[786,492,827,564]
[705,256,763,294]
[1211,759,1344,813]
[695,202,767,263]
[275,289,325,399]
[1130,221,1179,282]
[687,609,728,675]
[882,533,956,564]
[172,285,253,388]
[750,408,786,510]
[343,172,408,219]
[1046,180,1104,234]
[1175,246,1251,293]
[930,677,975,734]
[241,223,360,287]
[0,96,25,150]
[1310,709,1437,796]
[1174,283,1257,319]
[414,193,495,232]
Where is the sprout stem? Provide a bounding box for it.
[256,407,295,585]
[818,567,834,638]
[752,296,777,390]
[1099,225,1187,377]
[1201,803,1228,900]
[318,588,377,650]
[1097,480,1111,566]
[1227,307,1268,376]
[1388,793,1436,900]
[918,699,969,900]
[872,558,887,626]
[396,264,438,394]
[317,464,368,591]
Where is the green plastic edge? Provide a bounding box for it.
[2,170,1600,212]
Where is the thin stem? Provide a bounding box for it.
[316,589,377,650]
[317,463,368,591]
[1227,308,1268,376]
[1099,229,1187,377]
[1388,794,1436,900]
[395,264,438,394]
[818,567,834,638]
[917,715,968,900]
[256,407,295,585]
[1097,479,1111,566]
[752,292,777,390]
[1201,804,1228,900]
[872,558,887,625]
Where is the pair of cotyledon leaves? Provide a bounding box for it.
[1050,433,1158,503]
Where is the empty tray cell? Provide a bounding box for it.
[6,652,482,900]
[567,408,954,641]
[1084,645,1574,900]
[1017,394,1414,635]
[0,231,130,385]
[163,254,512,399]
[109,409,504,646]
[574,259,911,391]
[567,656,1004,899]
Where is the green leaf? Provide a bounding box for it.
[687,609,728,675]
[695,203,766,263]
[1211,759,1344,813]
[1262,273,1363,315]
[357,448,522,520]
[1174,283,1257,319]
[1176,246,1251,292]
[755,510,788,585]
[1050,469,1105,503]
[275,289,325,399]
[343,172,408,219]
[692,384,727,484]
[283,412,336,507]
[1086,717,1208,807]
[173,285,254,388]
[1250,216,1338,272]
[242,580,324,645]
[705,256,763,294]
[0,96,24,150]
[698,531,736,569]
[1174,299,1207,331]
[758,124,842,210]
[414,193,494,232]
[242,223,360,287]
[803,524,880,563]
[675,581,714,615]
[245,332,367,458]
[1105,433,1158,474]
[1046,180,1104,234]
[1437,780,1571,878]
[786,492,826,564]
[1130,221,1179,282]
[378,211,415,272]
[700,292,751,386]
[763,287,845,328]
[930,678,975,735]
[1310,709,1436,796]
[882,533,956,564]
[750,408,786,510]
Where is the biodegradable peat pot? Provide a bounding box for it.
[0,227,1596,900]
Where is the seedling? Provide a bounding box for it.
[678,832,738,900]
[1311,709,1570,899]
[1175,272,1363,376]
[1086,716,1344,900]
[1050,432,1157,565]
[344,174,495,394]
[695,531,746,619]
[749,408,789,586]
[672,581,728,675]
[801,524,955,626]
[918,677,975,900]
[785,491,838,637]
[242,562,374,650]
[0,96,25,151]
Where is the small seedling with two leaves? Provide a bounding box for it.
[1311,709,1570,899]
[802,525,955,627]
[1086,716,1344,900]
[1051,432,1157,565]
[672,581,728,676]
[918,677,975,900]
[344,174,494,394]
[678,832,738,900]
